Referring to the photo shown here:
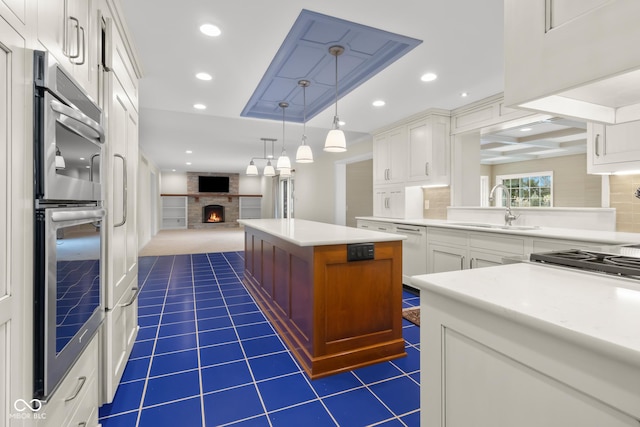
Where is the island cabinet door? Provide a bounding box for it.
[312,241,404,357]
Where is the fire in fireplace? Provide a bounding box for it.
[203,205,225,223]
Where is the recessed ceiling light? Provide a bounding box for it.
[172,169,176,172]
[79,157,85,160]
[420,72,438,82]
[338,120,346,127]
[186,162,192,165]
[186,150,193,154]
[193,103,206,110]
[372,100,386,107]
[461,92,468,97]
[196,72,212,81]
[200,24,221,37]
[520,127,532,132]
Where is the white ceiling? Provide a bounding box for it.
[120,0,505,173]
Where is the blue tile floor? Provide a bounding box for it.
[99,252,421,427]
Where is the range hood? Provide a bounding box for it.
[504,0,640,125]
[515,68,640,125]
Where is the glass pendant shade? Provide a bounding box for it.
[296,143,313,163]
[276,152,291,170]
[324,129,347,152]
[245,161,258,176]
[263,161,275,177]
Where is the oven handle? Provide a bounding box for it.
[50,99,105,143]
[51,208,106,223]
[114,154,127,227]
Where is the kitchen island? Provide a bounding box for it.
[238,218,406,378]
[412,263,640,426]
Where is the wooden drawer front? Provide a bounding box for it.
[469,232,525,255]
[41,334,98,427]
[427,227,468,246]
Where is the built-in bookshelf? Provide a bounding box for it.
[239,197,262,219]
[161,196,188,229]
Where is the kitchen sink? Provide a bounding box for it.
[448,222,540,231]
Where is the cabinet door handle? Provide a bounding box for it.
[460,256,465,270]
[74,26,86,65]
[65,376,87,402]
[595,134,600,157]
[470,257,475,269]
[425,162,430,176]
[68,16,81,59]
[120,287,140,307]
[114,154,128,227]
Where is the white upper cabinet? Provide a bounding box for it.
[406,113,450,185]
[587,120,640,174]
[373,127,406,185]
[37,0,99,100]
[504,0,640,124]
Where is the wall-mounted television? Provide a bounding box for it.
[198,176,230,193]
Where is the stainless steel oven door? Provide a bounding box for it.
[34,206,105,399]
[39,90,105,202]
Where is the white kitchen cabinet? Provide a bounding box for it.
[406,114,450,185]
[35,334,100,427]
[587,120,640,174]
[100,4,140,403]
[395,224,428,287]
[373,127,406,185]
[357,219,394,233]
[504,0,640,124]
[427,227,525,273]
[37,0,99,100]
[418,265,640,427]
[0,16,29,427]
[161,196,188,229]
[373,186,423,219]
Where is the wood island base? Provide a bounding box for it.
[242,226,406,379]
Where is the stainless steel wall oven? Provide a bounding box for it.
[33,50,106,400]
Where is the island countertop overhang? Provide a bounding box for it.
[238,218,406,247]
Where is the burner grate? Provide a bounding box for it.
[530,249,640,279]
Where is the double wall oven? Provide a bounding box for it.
[33,50,106,400]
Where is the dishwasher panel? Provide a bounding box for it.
[394,225,428,288]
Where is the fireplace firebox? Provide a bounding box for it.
[203,205,225,223]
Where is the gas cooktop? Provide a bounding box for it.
[529,244,640,279]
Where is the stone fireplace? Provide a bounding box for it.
[187,172,240,229]
[203,205,225,223]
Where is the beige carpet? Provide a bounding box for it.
[139,227,245,256]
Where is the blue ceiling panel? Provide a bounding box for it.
[240,9,422,123]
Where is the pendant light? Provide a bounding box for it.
[276,102,291,170]
[263,138,276,176]
[55,146,66,170]
[324,45,347,152]
[245,160,258,176]
[296,80,313,163]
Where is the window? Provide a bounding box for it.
[495,172,553,207]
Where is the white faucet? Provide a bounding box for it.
[489,184,518,226]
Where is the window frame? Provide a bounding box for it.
[495,171,553,208]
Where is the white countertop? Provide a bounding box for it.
[411,263,640,367]
[356,216,640,245]
[238,218,405,247]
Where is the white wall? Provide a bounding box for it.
[160,171,188,193]
[293,137,373,224]
[138,153,161,249]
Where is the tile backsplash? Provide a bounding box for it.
[609,174,640,232]
[422,186,450,219]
